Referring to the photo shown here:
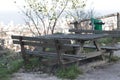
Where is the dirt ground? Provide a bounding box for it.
[11,50,120,80]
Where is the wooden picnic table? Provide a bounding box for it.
[69,29,120,61]
[42,34,108,55]
[12,33,108,67]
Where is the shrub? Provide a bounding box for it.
[56,65,83,79]
[24,57,42,71]
[0,49,23,80]
[110,56,120,62]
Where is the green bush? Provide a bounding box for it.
[98,38,113,45]
[110,56,120,62]
[56,65,83,79]
[0,49,23,80]
[8,59,23,73]
[0,59,23,80]
[24,57,42,71]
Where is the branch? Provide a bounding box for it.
[35,12,46,35]
[26,12,41,35]
[51,0,69,34]
[24,19,36,35]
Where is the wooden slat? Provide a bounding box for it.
[69,29,120,37]
[13,40,41,46]
[70,13,118,24]
[85,51,103,59]
[58,39,71,44]
[61,44,80,51]
[69,29,118,34]
[62,51,103,65]
[64,44,80,47]
[13,40,56,48]
[11,35,54,41]
[26,51,85,59]
[84,45,120,51]
[12,35,41,41]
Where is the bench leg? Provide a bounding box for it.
[76,40,85,55]
[108,51,114,62]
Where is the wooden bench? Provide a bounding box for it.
[83,45,120,60]
[11,35,85,67]
[69,29,120,61]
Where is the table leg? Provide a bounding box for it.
[76,40,85,55]
[93,40,101,51]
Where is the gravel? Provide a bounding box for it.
[11,50,120,80]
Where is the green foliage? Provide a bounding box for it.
[0,68,10,80]
[98,38,113,46]
[8,60,23,74]
[110,56,120,62]
[84,48,96,53]
[0,49,23,80]
[24,57,42,71]
[15,0,87,35]
[0,59,23,80]
[56,65,83,79]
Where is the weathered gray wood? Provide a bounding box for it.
[69,29,120,33]
[12,36,81,51]
[117,13,120,29]
[69,29,120,38]
[62,51,103,65]
[83,45,119,61]
[84,45,120,51]
[12,35,83,66]
[44,34,108,41]
[19,36,29,64]
[13,40,56,48]
[12,34,109,66]
[26,51,85,59]
[63,44,80,47]
[11,35,42,41]
[70,13,117,25]
[85,51,103,59]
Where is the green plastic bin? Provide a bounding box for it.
[91,18,104,30]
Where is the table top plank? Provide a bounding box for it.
[42,34,108,41]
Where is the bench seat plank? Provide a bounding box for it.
[84,45,120,51]
[26,51,85,59]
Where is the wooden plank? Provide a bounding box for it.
[61,44,80,51]
[84,45,120,50]
[62,51,103,65]
[12,36,80,53]
[85,51,103,59]
[63,44,80,47]
[11,35,53,41]
[12,35,41,41]
[69,29,120,38]
[13,40,41,46]
[26,51,85,59]
[71,13,118,23]
[58,39,71,44]
[13,40,56,48]
[69,29,113,33]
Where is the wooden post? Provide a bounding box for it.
[117,13,120,29]
[19,36,29,64]
[72,21,82,29]
[76,40,85,55]
[93,40,101,51]
[54,39,63,67]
